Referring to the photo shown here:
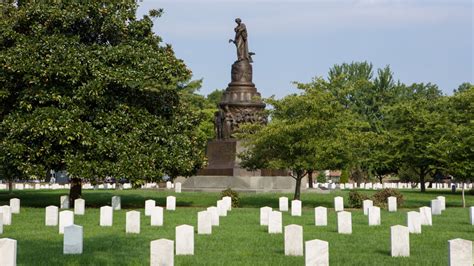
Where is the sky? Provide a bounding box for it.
[137,0,473,98]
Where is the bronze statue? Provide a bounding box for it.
[214,18,266,140]
[229,18,254,62]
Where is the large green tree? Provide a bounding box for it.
[436,84,473,206]
[324,62,405,182]
[0,1,205,199]
[383,83,446,192]
[239,79,370,199]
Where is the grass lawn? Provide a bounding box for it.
[0,189,473,265]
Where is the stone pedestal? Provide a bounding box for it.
[198,139,260,176]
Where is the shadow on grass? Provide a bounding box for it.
[375,249,390,256]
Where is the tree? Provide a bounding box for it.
[325,62,402,181]
[383,83,445,192]
[0,1,205,203]
[239,78,369,199]
[437,84,474,206]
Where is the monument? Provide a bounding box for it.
[182,19,294,192]
[199,18,267,176]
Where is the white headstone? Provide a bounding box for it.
[391,225,410,257]
[0,238,17,266]
[166,181,172,189]
[431,199,442,215]
[145,199,156,216]
[216,200,227,216]
[126,211,140,234]
[368,206,381,226]
[60,195,69,209]
[100,206,113,226]
[419,206,432,226]
[9,199,20,214]
[206,206,219,226]
[74,199,85,215]
[279,197,289,212]
[63,224,83,254]
[59,210,74,234]
[437,196,446,210]
[305,239,329,266]
[291,200,302,216]
[284,224,303,256]
[334,197,344,212]
[222,196,232,211]
[448,238,472,266]
[337,211,352,234]
[314,207,327,226]
[111,196,121,210]
[363,200,373,215]
[45,205,58,226]
[388,196,397,212]
[470,206,474,225]
[407,211,421,234]
[0,214,3,234]
[1,206,12,225]
[151,206,164,226]
[197,211,212,234]
[268,211,282,234]
[260,206,272,226]
[166,196,176,211]
[150,239,174,266]
[175,182,182,193]
[175,224,194,255]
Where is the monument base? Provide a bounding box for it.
[197,139,288,177]
[178,175,304,193]
[197,139,259,176]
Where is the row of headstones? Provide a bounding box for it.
[0,221,211,266]
[273,196,396,214]
[0,195,226,266]
[150,196,232,265]
[2,234,470,265]
[277,224,473,265]
[0,181,187,191]
[310,182,473,190]
[265,197,473,265]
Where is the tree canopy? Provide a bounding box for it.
[0,1,206,186]
[239,78,371,199]
[240,61,473,195]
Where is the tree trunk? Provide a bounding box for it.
[308,170,314,188]
[419,172,426,192]
[461,181,465,208]
[69,178,82,207]
[8,180,13,194]
[294,176,302,200]
[378,175,383,184]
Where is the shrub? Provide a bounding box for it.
[348,191,369,208]
[221,188,240,208]
[340,169,349,184]
[317,171,326,183]
[372,188,404,208]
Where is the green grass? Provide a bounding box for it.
[0,189,473,265]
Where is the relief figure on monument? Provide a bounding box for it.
[214,110,224,139]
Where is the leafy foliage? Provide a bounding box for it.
[221,188,240,208]
[372,188,404,208]
[348,191,369,208]
[0,1,205,184]
[239,78,370,199]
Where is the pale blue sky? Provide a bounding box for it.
[137,0,473,98]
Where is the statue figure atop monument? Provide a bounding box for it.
[214,18,265,140]
[229,18,254,63]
